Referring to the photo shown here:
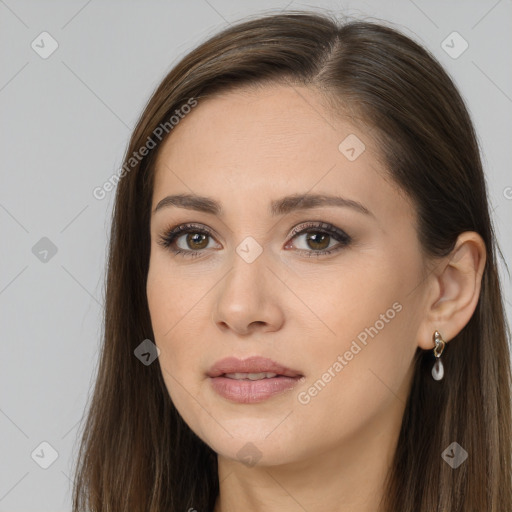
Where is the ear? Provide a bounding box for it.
[416,231,487,350]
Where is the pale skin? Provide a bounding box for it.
[146,84,486,512]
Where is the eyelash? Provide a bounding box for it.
[157,221,352,259]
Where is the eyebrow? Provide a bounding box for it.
[152,193,372,217]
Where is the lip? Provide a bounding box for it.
[207,356,303,404]
[207,356,302,378]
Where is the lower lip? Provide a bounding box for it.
[209,375,301,403]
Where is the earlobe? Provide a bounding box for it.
[417,231,486,350]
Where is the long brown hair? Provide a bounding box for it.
[72,10,512,511]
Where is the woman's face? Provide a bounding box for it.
[147,84,430,467]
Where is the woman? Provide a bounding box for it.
[72,10,512,512]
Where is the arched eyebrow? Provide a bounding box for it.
[152,193,373,217]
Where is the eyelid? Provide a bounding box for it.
[288,221,350,241]
[157,222,218,248]
[158,220,352,257]
[161,221,348,241]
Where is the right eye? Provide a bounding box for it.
[157,223,219,258]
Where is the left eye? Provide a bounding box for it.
[285,222,352,257]
[157,222,351,258]
[289,230,340,252]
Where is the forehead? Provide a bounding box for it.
[151,84,410,222]
[155,84,367,173]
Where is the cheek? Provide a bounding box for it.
[146,257,213,398]
[146,262,191,380]
[291,302,415,455]
[146,254,205,339]
[292,250,421,406]
[286,254,396,342]
[146,277,205,434]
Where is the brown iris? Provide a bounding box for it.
[186,233,209,250]
[305,232,330,251]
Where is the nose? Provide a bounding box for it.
[211,253,285,336]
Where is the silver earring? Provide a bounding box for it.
[431,330,446,381]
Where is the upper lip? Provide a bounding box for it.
[207,356,303,378]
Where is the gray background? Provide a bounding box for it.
[1,0,511,510]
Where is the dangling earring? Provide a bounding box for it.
[431,330,446,381]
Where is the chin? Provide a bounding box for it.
[189,414,306,468]
[210,436,300,468]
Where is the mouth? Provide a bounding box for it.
[222,372,285,380]
[207,356,304,403]
[207,356,303,378]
